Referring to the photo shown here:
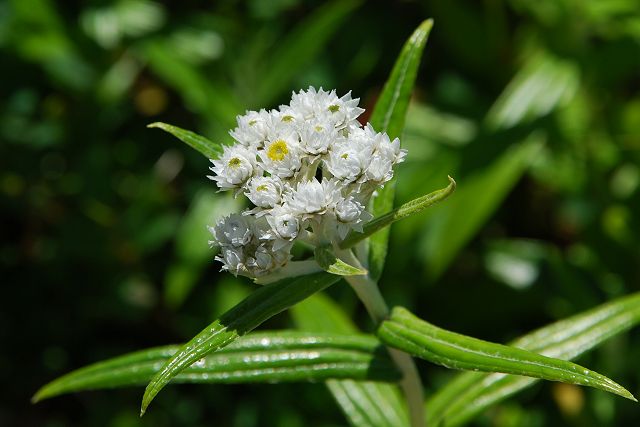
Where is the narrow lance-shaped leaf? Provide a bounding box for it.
[140,272,339,415]
[292,293,409,427]
[368,19,433,280]
[33,331,399,403]
[315,245,367,276]
[340,176,455,249]
[427,291,640,426]
[378,307,636,402]
[148,122,224,159]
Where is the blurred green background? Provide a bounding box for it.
[2,0,640,426]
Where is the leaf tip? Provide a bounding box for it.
[146,122,163,129]
[618,387,637,402]
[139,402,148,417]
[31,391,43,404]
[31,384,54,403]
[140,386,156,417]
[447,175,456,190]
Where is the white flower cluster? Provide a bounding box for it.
[208,87,406,279]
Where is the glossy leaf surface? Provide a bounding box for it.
[378,307,635,404]
[34,331,398,402]
[148,122,223,159]
[141,272,339,414]
[340,176,455,249]
[315,245,367,276]
[427,292,640,426]
[367,19,433,280]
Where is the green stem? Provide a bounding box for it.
[341,251,426,427]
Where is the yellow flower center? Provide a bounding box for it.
[341,153,348,159]
[228,157,242,168]
[256,184,268,192]
[248,120,257,126]
[315,125,323,132]
[267,140,289,162]
[281,115,294,122]
[328,104,340,113]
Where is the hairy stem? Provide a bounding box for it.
[342,252,426,427]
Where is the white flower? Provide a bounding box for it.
[205,87,408,280]
[298,121,341,156]
[335,197,365,223]
[208,144,257,190]
[215,246,245,275]
[244,176,282,209]
[284,178,342,218]
[290,87,364,130]
[324,129,373,182]
[320,90,365,130]
[289,87,323,120]
[362,124,406,184]
[258,131,302,178]
[229,109,273,148]
[209,213,252,247]
[333,196,372,239]
[265,207,300,242]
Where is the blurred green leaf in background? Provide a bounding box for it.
[3,0,640,426]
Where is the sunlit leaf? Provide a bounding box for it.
[140,272,339,415]
[315,245,367,276]
[368,19,433,280]
[427,291,640,426]
[33,331,399,402]
[148,122,223,159]
[420,134,544,280]
[341,176,455,249]
[486,51,580,130]
[378,307,636,411]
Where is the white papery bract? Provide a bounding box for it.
[207,87,407,279]
[208,144,257,190]
[245,176,282,209]
[284,178,342,218]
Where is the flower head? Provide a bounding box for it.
[207,87,407,279]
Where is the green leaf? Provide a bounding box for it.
[421,134,544,280]
[164,191,243,308]
[427,291,640,426]
[256,0,361,104]
[140,39,240,129]
[368,19,433,281]
[315,245,367,276]
[378,307,636,404]
[292,294,409,427]
[148,122,223,160]
[486,50,580,130]
[140,272,339,415]
[33,331,399,403]
[340,176,455,249]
